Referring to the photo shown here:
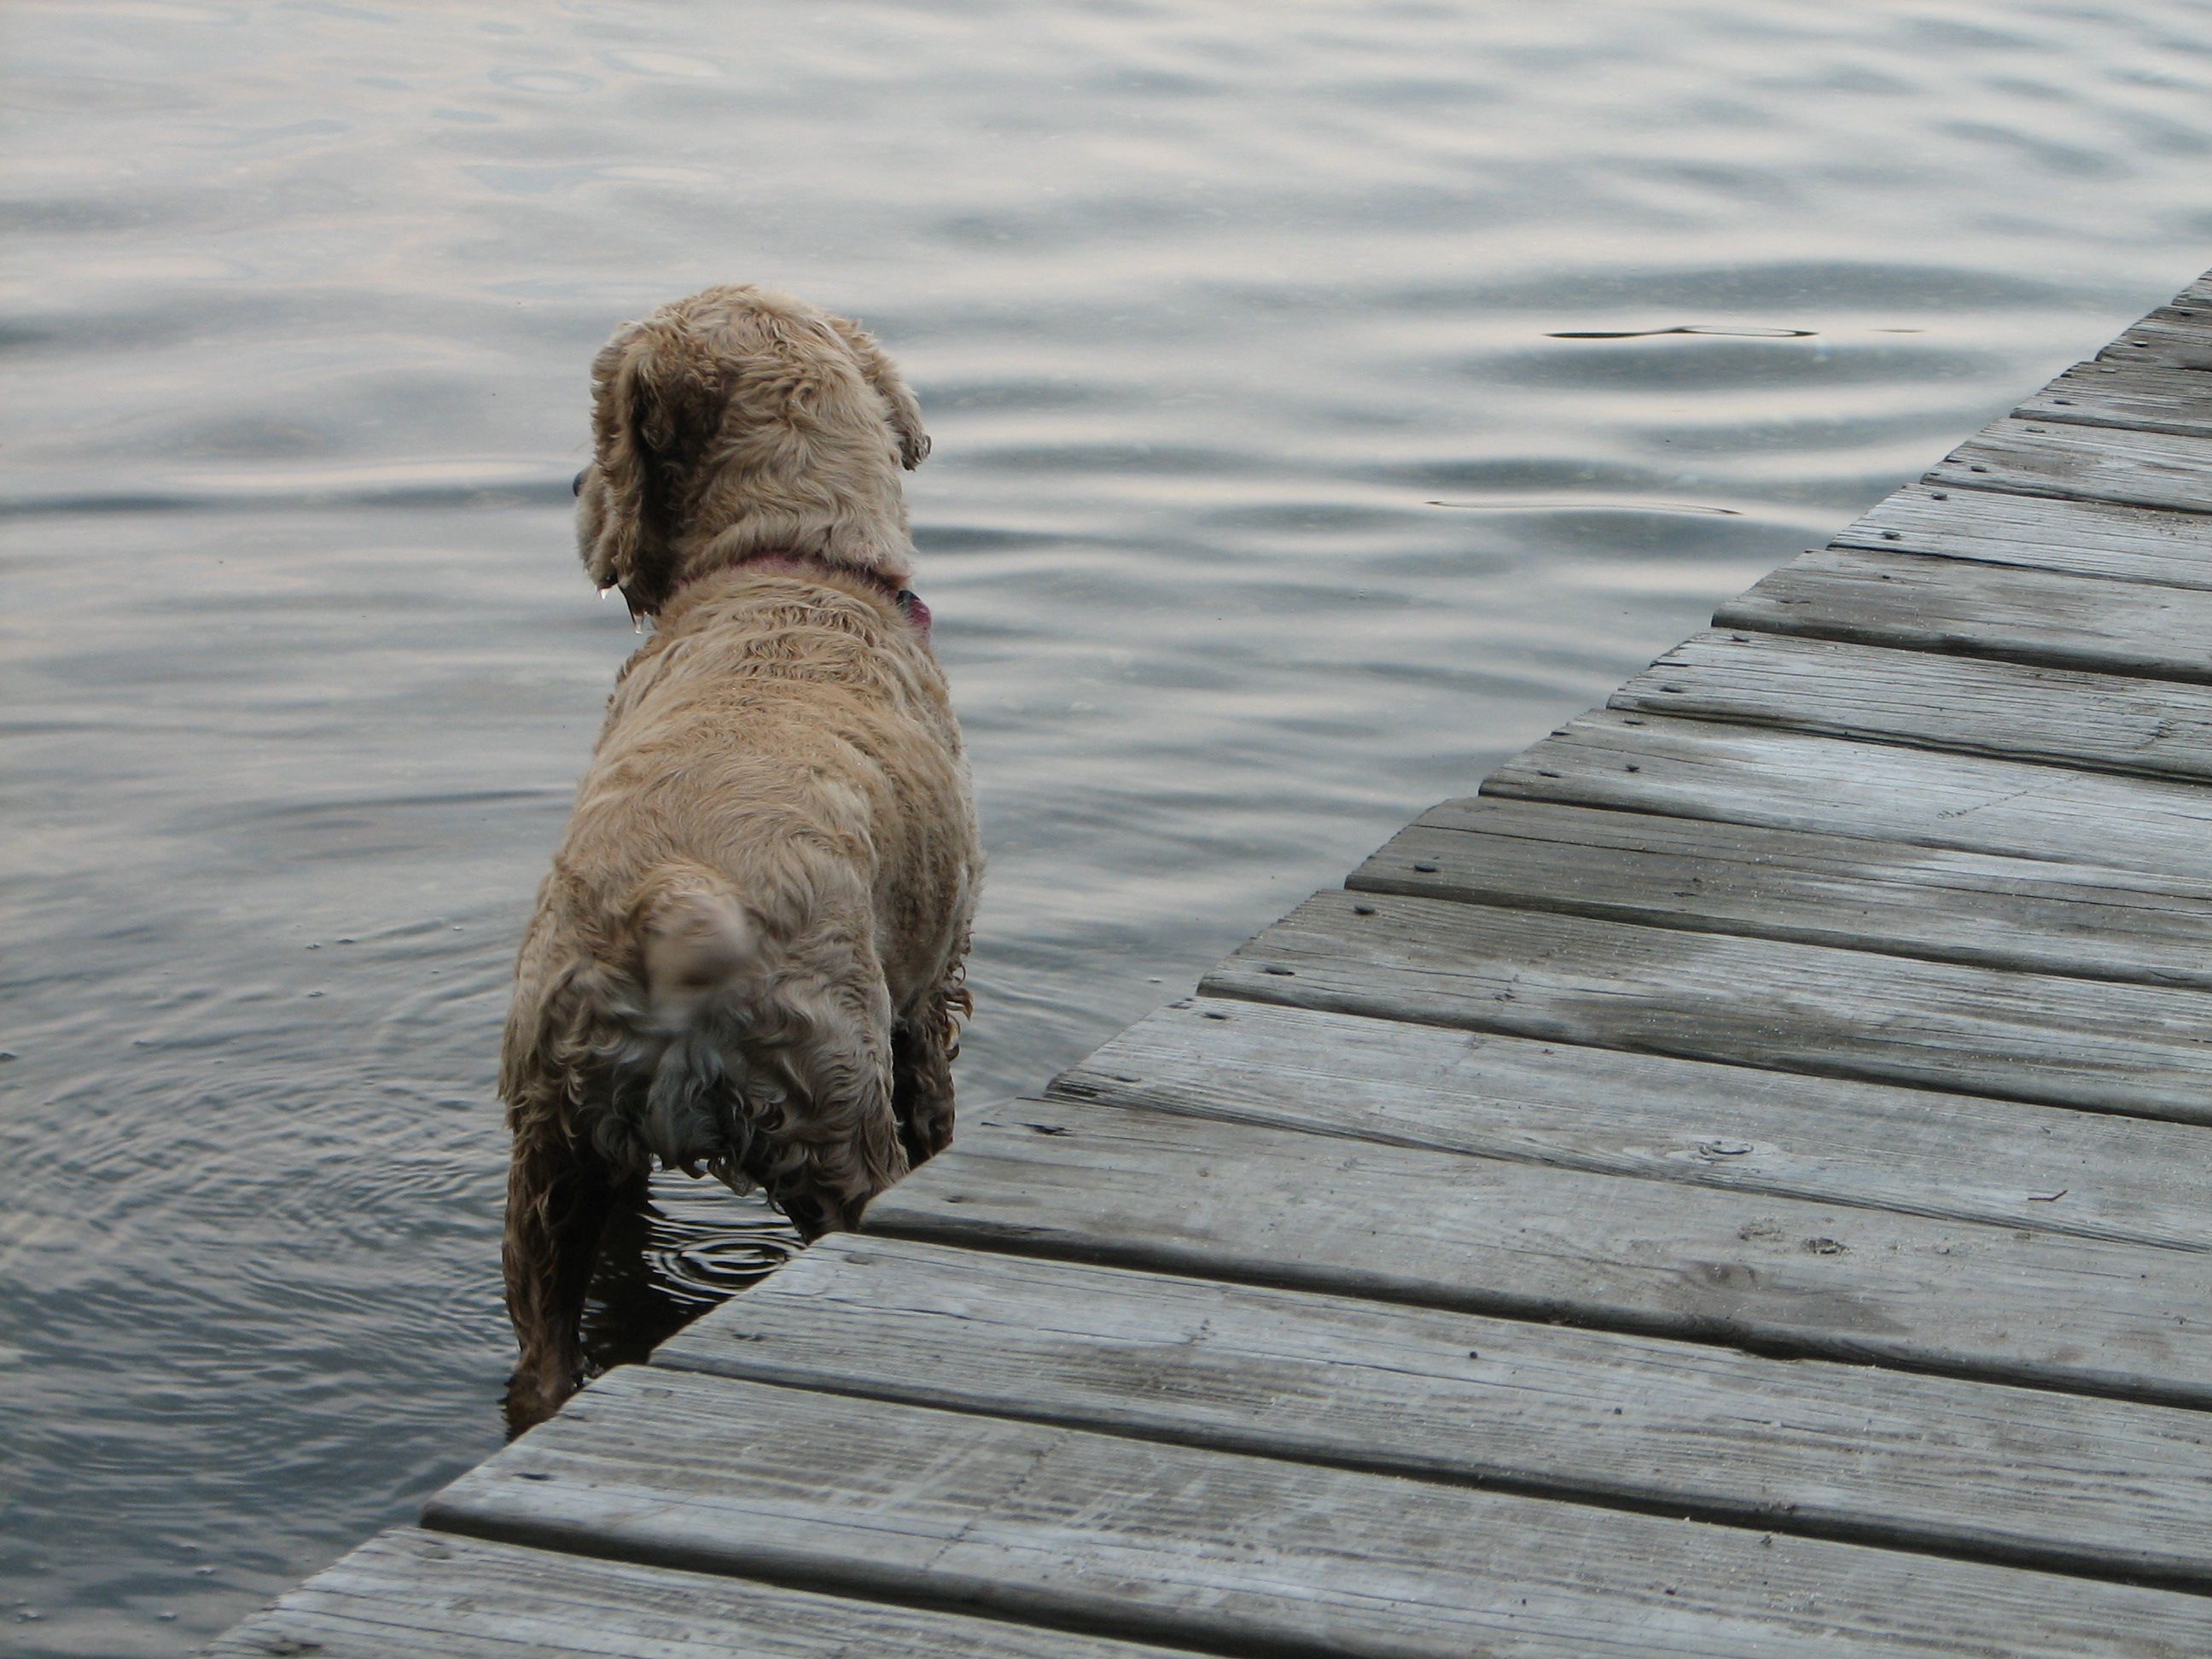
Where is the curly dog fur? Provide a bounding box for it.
[500,286,979,1427]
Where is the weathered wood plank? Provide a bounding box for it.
[1832,481,2212,591]
[425,1365,2212,1659]
[1350,795,2212,990]
[1057,999,2212,1250]
[207,1527,1182,1658]
[1930,417,2212,514]
[660,1233,2212,1586]
[1615,630,2212,784]
[2096,306,2212,371]
[1715,544,2212,683]
[2020,361,2212,439]
[1486,709,2212,879]
[859,1096,2212,1405]
[1203,887,2212,1123]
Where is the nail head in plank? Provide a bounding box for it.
[1487,709,2212,881]
[658,1233,2212,1588]
[1208,886,2212,1125]
[865,1095,2212,1407]
[1059,998,2212,1252]
[425,1365,2212,1659]
[207,1526,1184,1658]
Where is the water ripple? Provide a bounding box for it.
[11,0,2212,1650]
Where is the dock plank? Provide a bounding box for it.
[660,1233,2212,1587]
[2020,361,2212,439]
[1615,629,2212,784]
[860,1096,2212,1405]
[1930,417,2212,513]
[1487,709,2212,877]
[206,1528,1183,1659]
[1057,1000,2212,1250]
[1714,544,2212,682]
[425,1365,2212,1659]
[1350,796,2212,988]
[2095,306,2212,371]
[1831,480,2212,590]
[1203,887,2212,1121]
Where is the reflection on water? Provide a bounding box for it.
[570,1186,802,1400]
[1426,498,1744,515]
[7,0,2212,1649]
[1543,323,1819,339]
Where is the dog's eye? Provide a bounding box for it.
[572,468,588,498]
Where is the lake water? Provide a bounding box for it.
[6,0,2212,1649]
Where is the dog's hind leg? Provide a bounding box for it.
[502,1122,620,1432]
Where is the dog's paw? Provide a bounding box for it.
[907,1098,954,1166]
[504,1365,580,1436]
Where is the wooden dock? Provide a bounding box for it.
[214,272,2212,1658]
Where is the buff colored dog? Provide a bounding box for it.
[500,286,979,1427]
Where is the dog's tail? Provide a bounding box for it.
[633,864,906,1231]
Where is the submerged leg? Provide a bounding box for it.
[502,1123,620,1432]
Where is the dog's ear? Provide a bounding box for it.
[826,314,930,469]
[582,318,725,614]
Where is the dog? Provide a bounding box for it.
[498,286,980,1428]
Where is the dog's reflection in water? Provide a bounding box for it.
[511,1176,801,1438]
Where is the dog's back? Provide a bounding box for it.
[504,568,975,1231]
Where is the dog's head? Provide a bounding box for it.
[575,285,930,619]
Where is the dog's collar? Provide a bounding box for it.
[635,551,930,637]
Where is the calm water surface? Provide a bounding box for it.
[7,1,2212,1649]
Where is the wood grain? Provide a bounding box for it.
[658,1233,2212,1586]
[2020,360,2212,439]
[1486,709,2212,879]
[1057,998,2212,1250]
[860,1096,2212,1406]
[1206,885,2212,1123]
[1930,416,2212,513]
[1615,629,2212,784]
[1715,544,2212,683]
[207,1526,1182,1658]
[1831,480,2212,590]
[425,1365,2212,1659]
[2095,305,2212,372]
[1351,795,2212,989]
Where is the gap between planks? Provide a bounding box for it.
[1832,481,2212,592]
[1616,629,2212,789]
[1716,544,2212,685]
[654,1232,2212,1591]
[1487,709,2212,882]
[859,1095,2212,1410]
[1053,996,2212,1253]
[424,1363,2212,1659]
[206,1526,1192,1659]
[1350,795,2212,992]
[1203,884,2212,1126]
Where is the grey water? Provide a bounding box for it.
[5,0,2212,1649]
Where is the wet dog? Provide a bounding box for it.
[499,286,979,1427]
